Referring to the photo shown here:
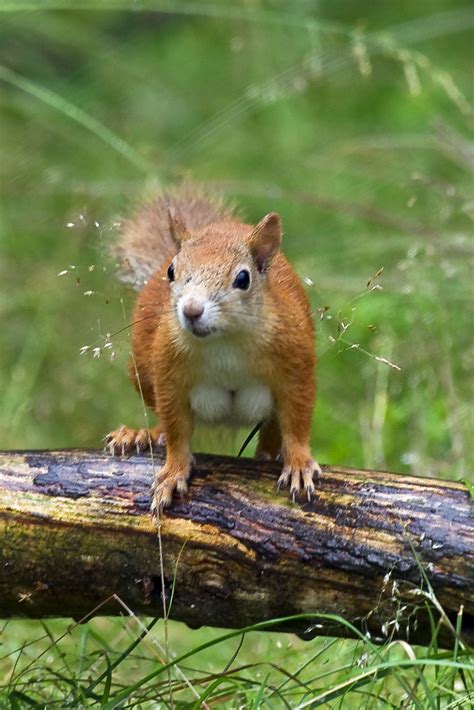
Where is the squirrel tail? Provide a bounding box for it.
[112,185,233,289]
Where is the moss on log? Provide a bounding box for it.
[0,449,472,648]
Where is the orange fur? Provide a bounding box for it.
[106,188,319,513]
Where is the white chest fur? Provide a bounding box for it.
[189,341,273,425]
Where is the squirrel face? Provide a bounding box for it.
[166,212,282,340]
[169,246,257,338]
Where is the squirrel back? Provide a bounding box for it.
[113,186,233,289]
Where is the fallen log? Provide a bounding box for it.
[0,449,472,648]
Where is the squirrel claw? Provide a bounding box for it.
[151,479,186,516]
[151,482,173,515]
[157,432,167,447]
[150,461,192,518]
[277,467,291,491]
[104,425,166,456]
[277,459,321,502]
[150,494,163,519]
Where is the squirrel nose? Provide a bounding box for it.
[183,300,204,322]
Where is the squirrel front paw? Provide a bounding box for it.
[277,454,321,502]
[151,459,192,515]
[104,425,166,455]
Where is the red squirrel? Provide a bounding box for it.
[106,187,320,513]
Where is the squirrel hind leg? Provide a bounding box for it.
[255,416,282,460]
[104,425,166,455]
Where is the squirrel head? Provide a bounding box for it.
[166,210,281,339]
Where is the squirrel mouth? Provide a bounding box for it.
[179,309,216,338]
[181,319,215,338]
[190,326,214,339]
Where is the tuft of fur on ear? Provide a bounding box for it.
[168,206,191,246]
[247,212,282,272]
[112,186,232,288]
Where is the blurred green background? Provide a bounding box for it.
[0,1,473,705]
[1,1,472,481]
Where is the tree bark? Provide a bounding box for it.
[0,449,472,648]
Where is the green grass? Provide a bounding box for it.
[0,1,473,706]
[1,609,472,707]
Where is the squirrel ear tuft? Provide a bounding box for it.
[247,212,281,272]
[168,206,191,246]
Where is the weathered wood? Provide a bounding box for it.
[0,449,472,648]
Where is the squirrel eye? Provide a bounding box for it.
[167,263,175,282]
[233,269,250,290]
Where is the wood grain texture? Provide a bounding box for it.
[0,449,472,648]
